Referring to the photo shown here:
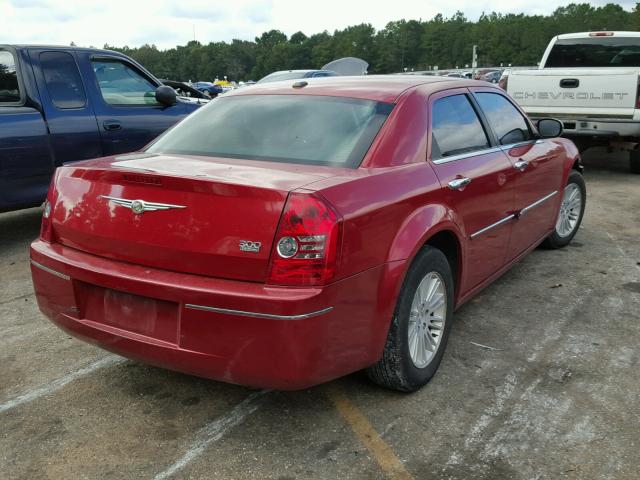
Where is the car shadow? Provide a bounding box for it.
[0,207,42,254]
[580,146,632,174]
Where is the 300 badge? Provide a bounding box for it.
[239,240,262,253]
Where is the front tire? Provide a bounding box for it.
[367,246,454,392]
[542,170,586,249]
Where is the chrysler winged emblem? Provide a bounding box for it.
[100,195,186,214]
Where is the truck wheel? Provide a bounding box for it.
[630,150,640,174]
[367,246,454,392]
[542,171,586,249]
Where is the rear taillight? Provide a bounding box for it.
[636,81,640,109]
[40,177,57,242]
[589,32,614,37]
[267,192,342,286]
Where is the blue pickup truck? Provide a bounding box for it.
[0,45,202,212]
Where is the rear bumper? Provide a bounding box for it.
[528,115,640,138]
[30,240,399,390]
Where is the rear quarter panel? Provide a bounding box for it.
[309,88,466,344]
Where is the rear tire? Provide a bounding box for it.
[367,246,454,392]
[542,170,586,249]
[630,150,640,174]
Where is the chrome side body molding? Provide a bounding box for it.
[470,190,559,239]
[519,191,558,217]
[470,214,516,239]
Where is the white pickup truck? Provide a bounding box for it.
[505,31,640,173]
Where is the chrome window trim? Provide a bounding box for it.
[469,214,516,239]
[432,140,541,165]
[432,146,502,164]
[30,260,71,281]
[520,190,558,216]
[184,304,333,321]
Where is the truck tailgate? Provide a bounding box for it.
[509,69,638,117]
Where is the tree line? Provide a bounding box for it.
[103,3,640,82]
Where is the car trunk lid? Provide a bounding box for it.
[50,153,335,282]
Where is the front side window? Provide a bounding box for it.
[41,51,86,109]
[0,51,21,104]
[475,92,531,145]
[147,95,392,168]
[431,95,489,158]
[92,60,158,106]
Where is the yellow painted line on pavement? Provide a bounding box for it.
[325,384,414,480]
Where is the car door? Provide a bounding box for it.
[30,49,103,166]
[428,89,517,294]
[82,54,189,155]
[471,88,565,261]
[0,47,52,210]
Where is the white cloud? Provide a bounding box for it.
[0,0,635,49]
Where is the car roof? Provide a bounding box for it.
[268,69,317,74]
[4,44,122,55]
[226,75,479,103]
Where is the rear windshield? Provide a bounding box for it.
[147,95,393,168]
[546,37,640,68]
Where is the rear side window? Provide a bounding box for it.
[546,37,640,68]
[40,51,86,109]
[475,93,531,145]
[0,51,21,104]
[147,95,393,168]
[92,60,159,105]
[431,95,489,158]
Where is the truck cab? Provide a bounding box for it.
[0,45,202,212]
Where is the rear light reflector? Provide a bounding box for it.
[40,176,57,243]
[267,192,342,286]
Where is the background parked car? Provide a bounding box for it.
[257,69,338,84]
[0,44,202,212]
[481,70,503,83]
[160,80,210,103]
[191,81,224,98]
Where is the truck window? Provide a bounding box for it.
[0,51,20,104]
[431,95,489,158]
[546,37,640,68]
[40,51,86,109]
[475,93,531,145]
[92,60,159,106]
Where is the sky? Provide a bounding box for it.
[1,0,636,50]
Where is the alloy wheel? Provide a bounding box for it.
[556,183,582,238]
[408,272,447,368]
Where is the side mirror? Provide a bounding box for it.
[537,118,563,138]
[155,85,177,106]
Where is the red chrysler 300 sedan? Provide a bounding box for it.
[30,76,585,391]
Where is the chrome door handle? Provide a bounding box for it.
[514,159,529,171]
[447,177,471,190]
